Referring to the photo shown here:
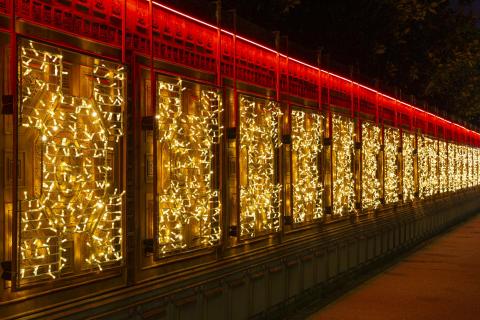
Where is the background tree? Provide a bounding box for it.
[167,0,480,125]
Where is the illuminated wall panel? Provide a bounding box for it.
[466,146,472,188]
[418,135,438,198]
[384,127,400,204]
[403,132,416,201]
[474,148,477,186]
[332,115,355,215]
[291,110,324,223]
[468,147,475,187]
[439,141,448,193]
[478,148,480,186]
[465,147,470,187]
[457,145,463,189]
[459,146,466,188]
[460,145,469,189]
[447,143,458,191]
[456,145,463,191]
[361,122,381,209]
[239,96,282,237]
[472,148,476,187]
[476,149,480,185]
[18,40,125,284]
[156,79,222,256]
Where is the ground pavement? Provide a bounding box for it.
[308,214,480,320]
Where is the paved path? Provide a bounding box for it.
[308,214,480,320]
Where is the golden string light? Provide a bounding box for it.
[474,149,478,186]
[455,144,464,191]
[19,40,125,282]
[462,145,469,189]
[465,146,470,188]
[384,127,400,204]
[465,145,471,188]
[460,145,469,189]
[361,122,381,209]
[474,148,477,185]
[457,145,463,189]
[447,143,457,191]
[332,115,355,216]
[239,96,282,237]
[418,135,438,198]
[291,110,324,223]
[430,138,440,195]
[439,141,448,193]
[464,145,470,188]
[468,147,475,187]
[156,80,223,255]
[464,146,472,188]
[402,131,415,201]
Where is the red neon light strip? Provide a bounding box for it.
[151,1,480,140]
[152,1,218,30]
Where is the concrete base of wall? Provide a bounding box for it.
[4,190,480,320]
[260,198,480,319]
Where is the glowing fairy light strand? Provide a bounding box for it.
[18,40,125,282]
[439,141,448,193]
[384,127,400,204]
[291,110,324,223]
[418,135,438,198]
[361,122,381,209]
[332,115,355,216]
[239,96,282,237]
[402,132,415,201]
[156,80,223,255]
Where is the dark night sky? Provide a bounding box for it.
[453,0,480,16]
[163,0,480,122]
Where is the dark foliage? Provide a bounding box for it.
[168,0,480,125]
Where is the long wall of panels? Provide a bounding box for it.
[1,1,480,318]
